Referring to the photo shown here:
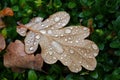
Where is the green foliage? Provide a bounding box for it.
[28,70,38,80]
[0,0,120,80]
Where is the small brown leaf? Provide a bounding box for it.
[0,34,6,52]
[0,7,14,29]
[0,7,14,17]
[0,18,5,29]
[4,40,43,72]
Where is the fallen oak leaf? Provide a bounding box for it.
[17,11,99,73]
[0,34,6,52]
[4,40,43,72]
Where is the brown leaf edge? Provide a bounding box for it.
[0,34,6,52]
[0,7,14,17]
[0,7,14,29]
[3,40,43,72]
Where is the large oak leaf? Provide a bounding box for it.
[17,11,99,73]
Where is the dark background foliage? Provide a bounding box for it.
[0,0,120,80]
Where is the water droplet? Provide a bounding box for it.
[81,50,84,53]
[65,39,67,41]
[68,41,73,43]
[27,40,30,44]
[70,27,73,29]
[54,17,60,22]
[55,35,58,37]
[83,27,88,31]
[94,53,98,56]
[65,62,68,64]
[79,61,81,64]
[47,30,52,34]
[62,23,65,26]
[83,33,87,36]
[35,17,42,22]
[21,30,25,34]
[86,65,89,68]
[29,47,34,51]
[41,24,44,27]
[40,30,46,34]
[92,44,98,50]
[68,37,71,40]
[35,35,40,39]
[65,29,71,34]
[76,68,79,71]
[63,54,67,57]
[70,50,74,54]
[61,34,64,36]
[49,51,53,55]
[53,57,56,60]
[34,42,37,45]
[69,41,73,43]
[46,19,49,22]
[46,25,49,28]
[58,23,61,25]
[60,57,63,59]
[75,40,79,43]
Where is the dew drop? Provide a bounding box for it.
[62,23,65,26]
[84,53,87,56]
[75,40,79,43]
[40,30,46,34]
[54,17,60,22]
[49,51,53,55]
[86,65,89,68]
[35,17,42,22]
[47,30,52,34]
[21,30,25,34]
[69,41,73,43]
[68,37,71,40]
[65,62,68,64]
[60,34,64,36]
[53,57,56,60]
[70,50,74,54]
[65,29,71,34]
[55,35,58,37]
[29,47,34,51]
[63,54,67,57]
[79,61,81,64]
[34,42,37,45]
[27,40,30,44]
[60,57,63,59]
[94,53,98,56]
[70,27,73,29]
[41,24,44,27]
[35,35,40,39]
[63,39,67,42]
[92,44,98,50]
[58,23,61,25]
[76,68,79,71]
[83,27,88,31]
